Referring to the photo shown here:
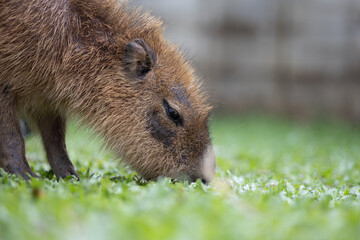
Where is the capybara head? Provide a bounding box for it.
[117,38,216,183]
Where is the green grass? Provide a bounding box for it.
[1,115,360,240]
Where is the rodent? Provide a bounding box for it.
[0,0,215,183]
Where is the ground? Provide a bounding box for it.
[0,115,360,240]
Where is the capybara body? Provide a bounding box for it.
[0,0,215,182]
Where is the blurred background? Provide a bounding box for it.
[131,0,360,121]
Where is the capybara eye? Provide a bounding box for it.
[168,107,179,120]
[163,100,183,126]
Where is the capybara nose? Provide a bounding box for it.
[201,178,208,185]
[200,145,216,183]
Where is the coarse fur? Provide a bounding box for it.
[0,0,215,182]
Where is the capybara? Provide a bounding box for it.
[0,0,215,183]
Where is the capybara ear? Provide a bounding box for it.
[124,38,157,79]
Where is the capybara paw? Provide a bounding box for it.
[53,165,79,180]
[2,164,38,180]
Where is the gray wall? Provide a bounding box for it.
[131,0,360,120]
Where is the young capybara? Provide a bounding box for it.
[0,0,215,183]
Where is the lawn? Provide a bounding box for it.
[1,115,360,240]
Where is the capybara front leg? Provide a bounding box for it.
[37,114,79,180]
[0,91,37,179]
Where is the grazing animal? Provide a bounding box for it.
[0,0,215,183]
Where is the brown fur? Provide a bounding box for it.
[0,0,215,182]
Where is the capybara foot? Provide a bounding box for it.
[1,162,38,180]
[53,163,79,180]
